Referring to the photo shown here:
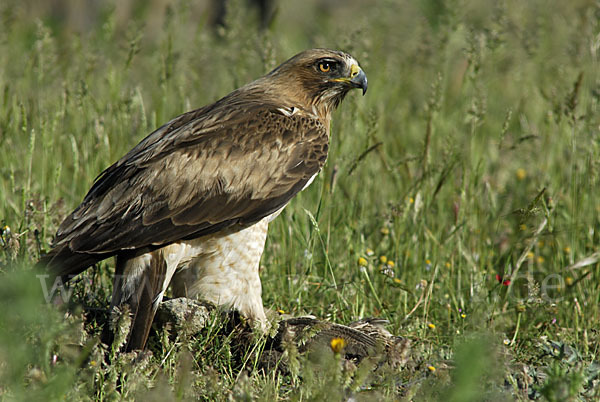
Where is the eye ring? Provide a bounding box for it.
[319,62,331,73]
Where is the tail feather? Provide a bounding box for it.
[37,243,112,280]
[111,251,168,351]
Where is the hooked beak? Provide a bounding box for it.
[349,64,368,95]
[331,64,368,95]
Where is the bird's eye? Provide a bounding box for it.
[319,62,331,73]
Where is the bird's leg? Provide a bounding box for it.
[171,218,271,331]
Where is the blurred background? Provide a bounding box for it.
[1,0,600,400]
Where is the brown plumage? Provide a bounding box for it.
[39,48,367,350]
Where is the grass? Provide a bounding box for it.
[1,0,600,400]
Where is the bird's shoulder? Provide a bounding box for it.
[84,101,328,203]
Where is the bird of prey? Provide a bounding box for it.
[39,48,367,350]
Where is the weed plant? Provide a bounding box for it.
[1,0,599,400]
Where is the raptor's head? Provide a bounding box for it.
[266,48,368,116]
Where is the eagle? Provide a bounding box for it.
[39,49,367,350]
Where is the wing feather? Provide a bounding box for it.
[47,102,328,276]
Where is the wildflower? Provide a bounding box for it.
[425,259,431,265]
[495,274,511,286]
[393,278,402,284]
[380,266,394,278]
[365,248,374,256]
[445,262,451,268]
[551,318,557,324]
[516,168,526,180]
[409,197,414,204]
[461,313,466,319]
[563,246,571,254]
[357,257,368,267]
[519,224,527,231]
[90,360,97,367]
[536,256,545,264]
[330,337,346,354]
[427,323,436,330]
[565,276,573,286]
[278,309,286,314]
[379,255,388,264]
[427,365,436,372]
[380,227,390,235]
[526,251,534,259]
[503,338,511,346]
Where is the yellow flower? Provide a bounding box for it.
[461,313,466,319]
[503,339,511,346]
[520,224,527,231]
[90,360,97,367]
[427,323,436,330]
[387,260,395,268]
[380,227,390,235]
[379,255,388,264]
[357,257,368,267]
[564,246,571,254]
[526,251,534,259]
[445,262,451,268]
[330,337,346,354]
[393,278,402,284]
[536,256,545,264]
[366,248,374,256]
[409,197,414,204]
[425,259,431,265]
[427,365,436,372]
[565,276,573,286]
[278,309,286,314]
[516,168,527,180]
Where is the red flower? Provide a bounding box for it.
[496,274,511,286]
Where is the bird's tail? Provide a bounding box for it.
[36,243,108,281]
